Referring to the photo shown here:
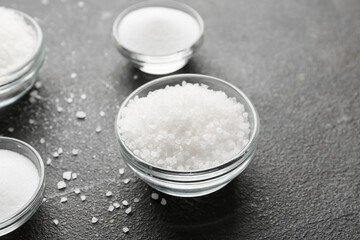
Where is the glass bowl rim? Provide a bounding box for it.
[112,0,205,58]
[0,136,45,226]
[115,73,260,175]
[0,7,44,81]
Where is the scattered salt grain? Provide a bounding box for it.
[53,152,59,158]
[81,94,86,100]
[40,138,45,144]
[46,158,52,165]
[117,82,250,171]
[95,126,102,133]
[29,119,35,124]
[91,216,98,224]
[122,200,129,206]
[60,197,67,203]
[125,206,132,215]
[123,178,130,184]
[151,193,159,200]
[160,198,167,206]
[134,198,139,203]
[66,98,73,104]
[62,171,72,180]
[72,149,79,156]
[7,127,14,133]
[99,111,105,117]
[80,195,86,201]
[72,173,77,179]
[57,106,64,113]
[53,219,59,225]
[119,168,125,175]
[35,81,42,89]
[74,188,80,194]
[58,147,63,155]
[76,111,86,119]
[122,227,129,234]
[70,72,77,79]
[108,205,115,212]
[57,181,66,190]
[106,191,113,197]
[133,74,138,80]
[113,202,121,209]
[42,0,49,5]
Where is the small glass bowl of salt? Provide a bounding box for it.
[0,137,45,236]
[0,7,45,108]
[115,74,260,197]
[112,0,204,75]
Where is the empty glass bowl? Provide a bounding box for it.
[112,0,204,75]
[0,8,45,108]
[115,74,260,197]
[0,137,45,236]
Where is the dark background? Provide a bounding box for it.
[0,0,359,239]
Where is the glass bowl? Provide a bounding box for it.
[112,0,204,75]
[0,8,45,108]
[0,137,45,236]
[115,74,260,197]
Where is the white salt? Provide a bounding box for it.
[122,200,129,206]
[106,191,113,197]
[113,202,121,209]
[53,219,59,225]
[119,168,125,175]
[80,195,86,201]
[74,188,80,194]
[125,206,132,215]
[95,126,102,133]
[0,7,37,80]
[63,171,72,181]
[40,138,45,144]
[76,111,86,119]
[118,82,250,171]
[160,198,167,206]
[57,181,66,190]
[108,205,114,212]
[151,193,159,200]
[72,149,79,156]
[60,197,67,203]
[72,173,77,179]
[0,150,39,221]
[117,7,200,56]
[123,178,130,184]
[91,216,98,224]
[122,227,129,233]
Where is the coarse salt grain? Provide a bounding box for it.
[60,197,67,203]
[80,195,86,201]
[122,200,129,206]
[119,168,125,175]
[99,111,105,117]
[118,82,250,171]
[72,173,77,179]
[134,198,139,203]
[108,205,114,212]
[63,171,72,180]
[122,227,129,234]
[125,206,132,215]
[76,111,86,119]
[8,127,14,133]
[151,193,159,200]
[106,191,113,197]
[123,178,130,184]
[53,219,59,225]
[57,181,66,190]
[40,138,45,144]
[160,198,167,206]
[0,150,39,221]
[117,7,200,56]
[91,216,98,224]
[72,149,79,156]
[74,188,80,194]
[0,7,37,80]
[46,158,52,165]
[95,126,102,133]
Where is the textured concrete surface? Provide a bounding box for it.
[0,0,359,239]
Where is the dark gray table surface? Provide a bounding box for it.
[0,0,359,239]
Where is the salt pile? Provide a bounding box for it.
[118,82,250,171]
[0,7,36,78]
[117,7,200,56]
